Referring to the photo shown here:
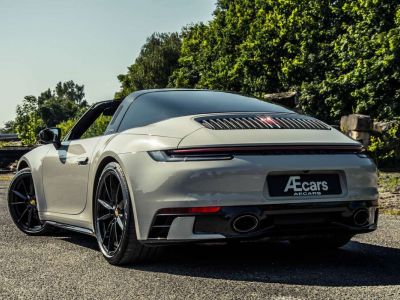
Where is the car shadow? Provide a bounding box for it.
[59,231,400,287]
[54,230,100,251]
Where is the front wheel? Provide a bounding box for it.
[94,162,160,265]
[8,168,53,235]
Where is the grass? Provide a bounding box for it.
[378,171,400,215]
[379,171,400,193]
[0,174,12,182]
[380,209,400,216]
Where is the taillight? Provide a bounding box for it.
[148,144,363,162]
[148,150,233,162]
[158,206,221,214]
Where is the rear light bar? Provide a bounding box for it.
[148,150,233,162]
[148,144,363,162]
[157,206,221,214]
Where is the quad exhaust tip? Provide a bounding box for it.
[232,214,259,233]
[353,209,370,227]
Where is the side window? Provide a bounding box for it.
[104,103,125,134]
[118,98,164,131]
[66,101,121,141]
[80,114,112,139]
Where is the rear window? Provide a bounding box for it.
[118,90,291,131]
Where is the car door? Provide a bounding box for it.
[42,137,100,214]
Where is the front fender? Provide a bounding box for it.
[15,145,52,212]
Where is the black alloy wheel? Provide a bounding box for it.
[95,166,128,257]
[8,168,52,235]
[94,162,161,265]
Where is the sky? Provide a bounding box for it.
[0,0,216,127]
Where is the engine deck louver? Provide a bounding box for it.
[195,114,331,130]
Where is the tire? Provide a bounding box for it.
[94,162,161,265]
[7,168,54,235]
[290,234,352,250]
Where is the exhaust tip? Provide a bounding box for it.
[232,214,259,233]
[353,209,370,227]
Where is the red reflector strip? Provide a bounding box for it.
[187,206,221,213]
[158,206,221,214]
[169,144,363,155]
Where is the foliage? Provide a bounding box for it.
[56,119,76,139]
[56,114,111,140]
[14,96,45,146]
[13,81,87,145]
[37,81,88,127]
[369,122,400,169]
[115,32,182,99]
[81,115,112,139]
[0,121,16,134]
[0,141,14,148]
[170,0,400,123]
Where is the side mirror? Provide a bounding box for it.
[38,128,62,149]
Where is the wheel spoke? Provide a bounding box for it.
[109,175,117,206]
[117,198,126,210]
[114,184,120,206]
[98,213,113,221]
[17,208,29,223]
[27,209,33,227]
[104,177,112,202]
[21,179,29,196]
[29,178,34,196]
[107,221,116,251]
[12,190,28,201]
[10,201,26,205]
[116,216,124,230]
[97,199,112,210]
[104,220,113,238]
[101,222,107,243]
[114,221,119,245]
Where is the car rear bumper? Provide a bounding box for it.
[119,152,378,241]
[143,200,378,244]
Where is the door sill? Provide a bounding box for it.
[46,221,95,236]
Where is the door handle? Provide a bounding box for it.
[77,157,89,165]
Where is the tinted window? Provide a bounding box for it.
[118,90,291,131]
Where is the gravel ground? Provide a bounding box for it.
[1,175,400,299]
[378,172,400,214]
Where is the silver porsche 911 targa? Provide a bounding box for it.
[8,89,378,265]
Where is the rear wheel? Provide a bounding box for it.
[94,162,160,265]
[290,234,352,250]
[8,168,53,235]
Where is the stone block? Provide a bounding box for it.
[340,115,349,132]
[349,130,370,147]
[347,114,372,131]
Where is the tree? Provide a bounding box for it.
[115,32,182,99]
[171,0,400,123]
[37,80,88,127]
[14,96,44,146]
[57,115,111,140]
[13,81,88,145]
[0,121,16,134]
